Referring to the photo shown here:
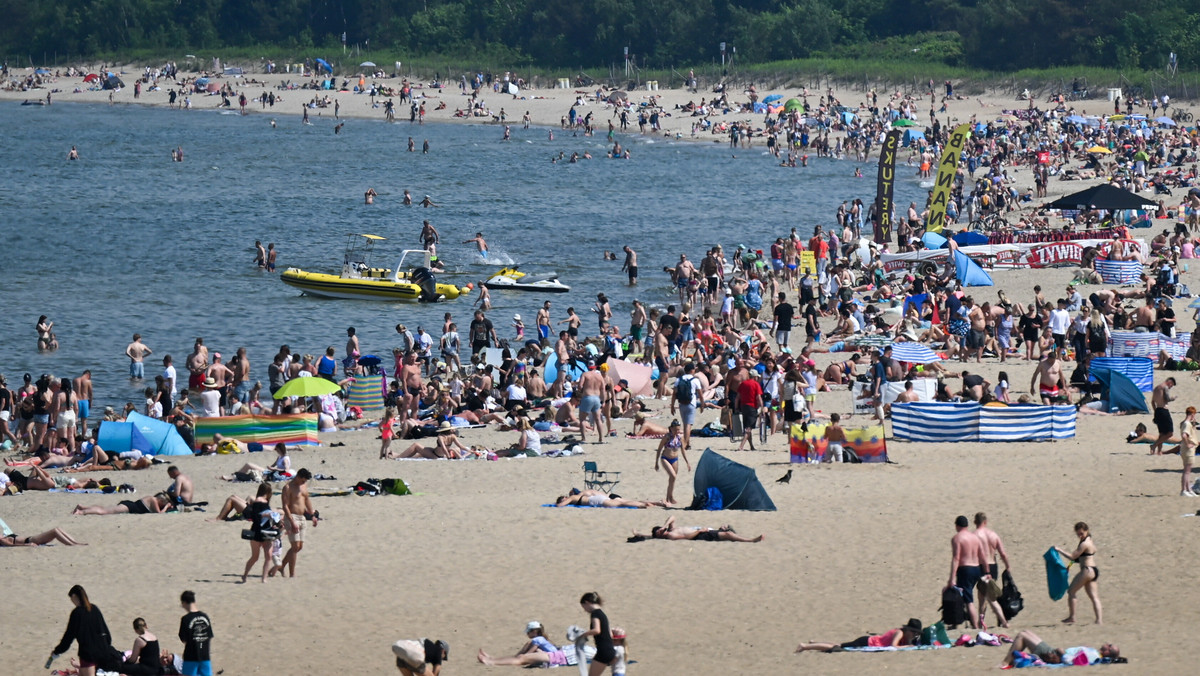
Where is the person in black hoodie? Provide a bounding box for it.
[49,585,112,676]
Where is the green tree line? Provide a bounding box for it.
[2,0,1197,72]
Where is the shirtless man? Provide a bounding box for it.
[629,300,647,355]
[346,327,360,360]
[966,298,987,363]
[893,379,920,403]
[1030,350,1065,404]
[553,393,587,433]
[186,338,209,391]
[206,353,234,415]
[536,301,552,345]
[72,371,93,436]
[577,364,608,444]
[400,352,424,422]
[462,232,489,258]
[279,468,318,577]
[167,466,195,505]
[1132,298,1156,332]
[974,512,1011,629]
[699,249,722,306]
[1150,377,1177,455]
[675,254,697,306]
[653,326,674,399]
[621,245,638,285]
[231,348,251,405]
[126,333,152,380]
[947,515,987,629]
[420,220,440,251]
[254,241,267,267]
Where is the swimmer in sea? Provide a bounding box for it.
[67,146,79,160]
[403,189,413,205]
[463,232,489,259]
[365,188,377,205]
[420,195,440,208]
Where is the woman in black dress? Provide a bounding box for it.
[580,592,617,675]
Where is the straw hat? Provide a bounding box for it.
[203,377,219,388]
[437,421,453,433]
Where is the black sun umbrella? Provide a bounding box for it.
[1046,184,1158,211]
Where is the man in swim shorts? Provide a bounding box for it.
[947,515,986,628]
[622,245,638,285]
[1030,350,1064,404]
[536,301,552,343]
[577,364,608,444]
[1150,377,1177,455]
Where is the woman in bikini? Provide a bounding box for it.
[1056,521,1103,624]
[555,489,664,509]
[653,420,691,505]
[72,494,169,516]
[631,414,669,438]
[390,422,468,459]
[1,526,87,546]
[631,515,763,542]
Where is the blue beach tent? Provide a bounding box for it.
[97,421,153,456]
[954,250,994,287]
[125,411,193,456]
[1090,368,1148,413]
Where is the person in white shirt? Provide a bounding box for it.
[162,355,177,407]
[505,378,527,411]
[416,327,434,374]
[1048,299,1071,351]
[198,378,221,418]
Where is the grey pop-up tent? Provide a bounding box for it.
[692,449,776,511]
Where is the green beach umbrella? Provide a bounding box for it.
[273,376,341,399]
[784,98,803,112]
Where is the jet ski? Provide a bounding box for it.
[483,267,570,293]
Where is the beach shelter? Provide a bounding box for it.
[902,129,925,146]
[607,90,627,103]
[921,231,948,249]
[315,58,333,73]
[507,82,520,95]
[125,412,192,456]
[346,374,386,411]
[82,73,100,83]
[954,250,994,286]
[952,231,989,246]
[606,359,654,397]
[692,449,776,511]
[762,94,782,104]
[542,353,585,385]
[1090,368,1148,413]
[102,75,124,90]
[97,421,154,456]
[783,98,803,112]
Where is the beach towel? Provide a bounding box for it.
[625,433,665,439]
[542,503,638,509]
[1044,547,1071,601]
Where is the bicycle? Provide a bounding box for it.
[1173,110,1194,123]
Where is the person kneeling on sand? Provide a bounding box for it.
[392,638,449,676]
[629,515,763,542]
[556,488,665,509]
[795,618,922,652]
[998,630,1120,667]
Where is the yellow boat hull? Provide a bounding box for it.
[280,269,464,302]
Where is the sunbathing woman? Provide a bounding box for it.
[631,414,669,437]
[221,443,291,481]
[389,421,468,459]
[206,493,255,522]
[822,353,862,387]
[72,494,169,515]
[631,515,763,542]
[477,620,570,668]
[555,488,665,509]
[1,526,87,546]
[794,618,923,652]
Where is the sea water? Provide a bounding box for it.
[0,102,926,408]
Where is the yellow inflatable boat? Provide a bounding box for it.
[281,234,467,302]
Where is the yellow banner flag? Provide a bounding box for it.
[926,123,971,234]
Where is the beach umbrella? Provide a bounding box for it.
[1188,297,1200,309]
[1086,145,1112,154]
[1065,115,1087,124]
[360,61,376,67]
[82,73,100,83]
[996,113,1018,122]
[1108,114,1125,121]
[607,90,627,103]
[888,342,941,364]
[1047,183,1158,210]
[315,58,332,73]
[273,376,341,399]
[195,77,210,85]
[762,94,782,104]
[893,118,919,127]
[1156,116,1176,126]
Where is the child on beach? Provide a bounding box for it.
[512,314,525,341]
[379,407,396,459]
[823,413,847,462]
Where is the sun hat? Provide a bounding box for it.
[437,421,453,432]
[525,621,542,633]
[513,313,521,321]
[611,627,626,640]
[902,618,923,634]
[203,377,219,388]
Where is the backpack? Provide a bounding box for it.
[939,586,967,628]
[674,376,694,405]
[998,570,1024,620]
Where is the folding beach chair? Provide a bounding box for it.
[582,461,621,494]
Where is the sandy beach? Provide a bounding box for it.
[3,67,1198,675]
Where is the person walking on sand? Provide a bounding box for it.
[947,515,985,628]
[579,593,619,676]
[178,590,214,676]
[1055,522,1103,625]
[653,420,691,505]
[279,468,318,578]
[973,512,1011,629]
[48,585,111,676]
[1150,377,1177,455]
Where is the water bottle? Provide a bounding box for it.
[44,653,59,669]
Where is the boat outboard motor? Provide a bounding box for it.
[412,267,440,302]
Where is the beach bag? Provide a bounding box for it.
[392,640,427,671]
[919,620,951,646]
[381,478,411,496]
[704,487,724,511]
[940,586,967,628]
[999,570,1025,620]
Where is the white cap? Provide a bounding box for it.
[525,621,542,633]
